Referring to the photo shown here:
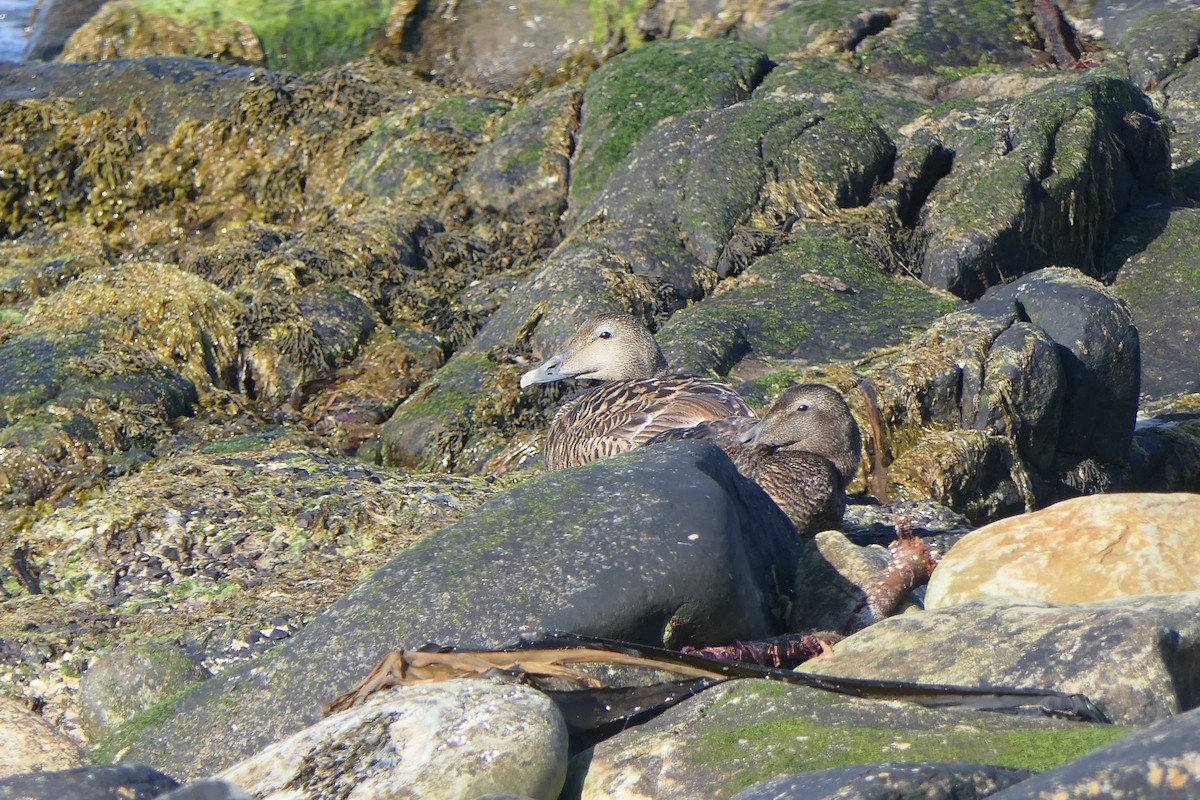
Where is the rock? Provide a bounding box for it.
[157,781,253,800]
[987,268,1141,463]
[21,0,108,61]
[111,441,801,778]
[462,82,582,219]
[807,593,1200,725]
[658,233,959,378]
[878,267,1141,516]
[925,493,1200,609]
[78,642,209,742]
[58,0,389,72]
[219,678,568,800]
[987,704,1200,799]
[1108,203,1200,399]
[913,74,1170,299]
[342,95,511,207]
[0,764,178,800]
[789,530,922,634]
[856,0,1037,75]
[571,678,1125,800]
[568,38,772,211]
[887,430,1036,523]
[0,696,88,778]
[732,761,1035,800]
[1158,58,1200,199]
[25,261,240,392]
[1120,9,1200,90]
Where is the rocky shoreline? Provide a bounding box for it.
[1,0,1199,798]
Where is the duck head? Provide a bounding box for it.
[520,312,669,387]
[743,384,862,483]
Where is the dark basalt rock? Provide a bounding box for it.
[0,765,179,800]
[112,441,801,779]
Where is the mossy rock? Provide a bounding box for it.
[578,679,1128,798]
[462,82,582,219]
[1108,203,1200,399]
[62,0,392,73]
[1120,9,1200,91]
[344,95,511,207]
[765,0,889,59]
[856,0,1036,75]
[756,57,931,137]
[25,261,240,392]
[917,71,1171,298]
[569,38,773,211]
[657,233,960,377]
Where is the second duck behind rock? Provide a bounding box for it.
[520,312,756,470]
[649,384,862,536]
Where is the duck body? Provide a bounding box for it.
[520,312,756,470]
[649,383,862,536]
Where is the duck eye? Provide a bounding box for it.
[598,330,612,339]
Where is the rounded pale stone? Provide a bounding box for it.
[0,696,88,777]
[218,677,567,800]
[925,493,1200,609]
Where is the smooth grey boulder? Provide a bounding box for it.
[115,441,801,778]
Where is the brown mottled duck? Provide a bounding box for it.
[649,384,862,536]
[519,312,756,470]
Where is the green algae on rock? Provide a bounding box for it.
[568,38,773,211]
[657,233,960,377]
[61,0,392,73]
[578,679,1127,798]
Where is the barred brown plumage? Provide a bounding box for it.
[519,312,755,470]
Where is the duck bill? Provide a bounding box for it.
[520,356,565,388]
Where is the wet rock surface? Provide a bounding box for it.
[2,1,1200,798]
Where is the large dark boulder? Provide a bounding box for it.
[112,440,801,778]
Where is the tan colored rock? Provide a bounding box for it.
[0,696,88,777]
[925,493,1200,609]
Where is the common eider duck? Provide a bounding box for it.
[649,383,862,536]
[519,312,756,470]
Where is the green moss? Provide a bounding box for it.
[571,39,769,209]
[133,0,390,72]
[92,687,185,763]
[659,234,959,375]
[588,0,644,48]
[689,713,1128,794]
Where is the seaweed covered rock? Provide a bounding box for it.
[658,233,959,377]
[856,0,1037,75]
[875,267,1139,516]
[1108,203,1200,399]
[111,441,800,778]
[58,0,390,73]
[913,73,1170,298]
[568,38,772,211]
